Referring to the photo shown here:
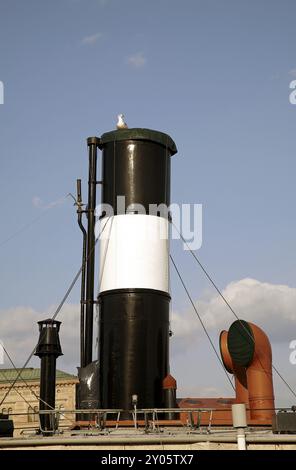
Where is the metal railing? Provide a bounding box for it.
[3,407,234,435]
[2,405,283,436]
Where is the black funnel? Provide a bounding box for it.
[35,319,63,435]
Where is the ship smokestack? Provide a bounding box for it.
[35,319,63,435]
[98,128,177,411]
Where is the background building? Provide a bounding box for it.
[0,368,78,435]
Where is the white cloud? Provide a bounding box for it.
[171,278,296,351]
[170,278,296,404]
[32,195,68,210]
[1,278,296,404]
[68,0,110,5]
[127,52,147,69]
[81,32,103,45]
[32,196,43,208]
[0,304,80,373]
[2,278,296,372]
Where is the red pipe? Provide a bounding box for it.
[220,330,249,406]
[220,322,275,422]
[246,322,275,421]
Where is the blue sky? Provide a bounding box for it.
[0,0,296,405]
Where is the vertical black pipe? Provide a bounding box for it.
[35,320,62,435]
[76,179,87,368]
[84,137,100,366]
[163,388,177,420]
[39,355,57,431]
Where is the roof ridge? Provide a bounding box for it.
[0,368,78,383]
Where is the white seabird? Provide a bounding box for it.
[117,114,128,129]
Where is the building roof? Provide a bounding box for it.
[0,368,77,383]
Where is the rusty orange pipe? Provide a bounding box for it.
[220,330,249,406]
[222,320,275,422]
[246,322,275,421]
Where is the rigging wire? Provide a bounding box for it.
[172,221,296,401]
[0,369,36,412]
[170,254,235,392]
[0,216,110,408]
[98,216,114,289]
[1,344,76,425]
[0,194,70,249]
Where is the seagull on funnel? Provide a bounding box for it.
[117,114,128,129]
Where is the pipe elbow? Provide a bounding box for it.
[219,330,248,405]
[219,330,233,373]
[246,322,274,420]
[224,319,275,422]
[247,322,272,369]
